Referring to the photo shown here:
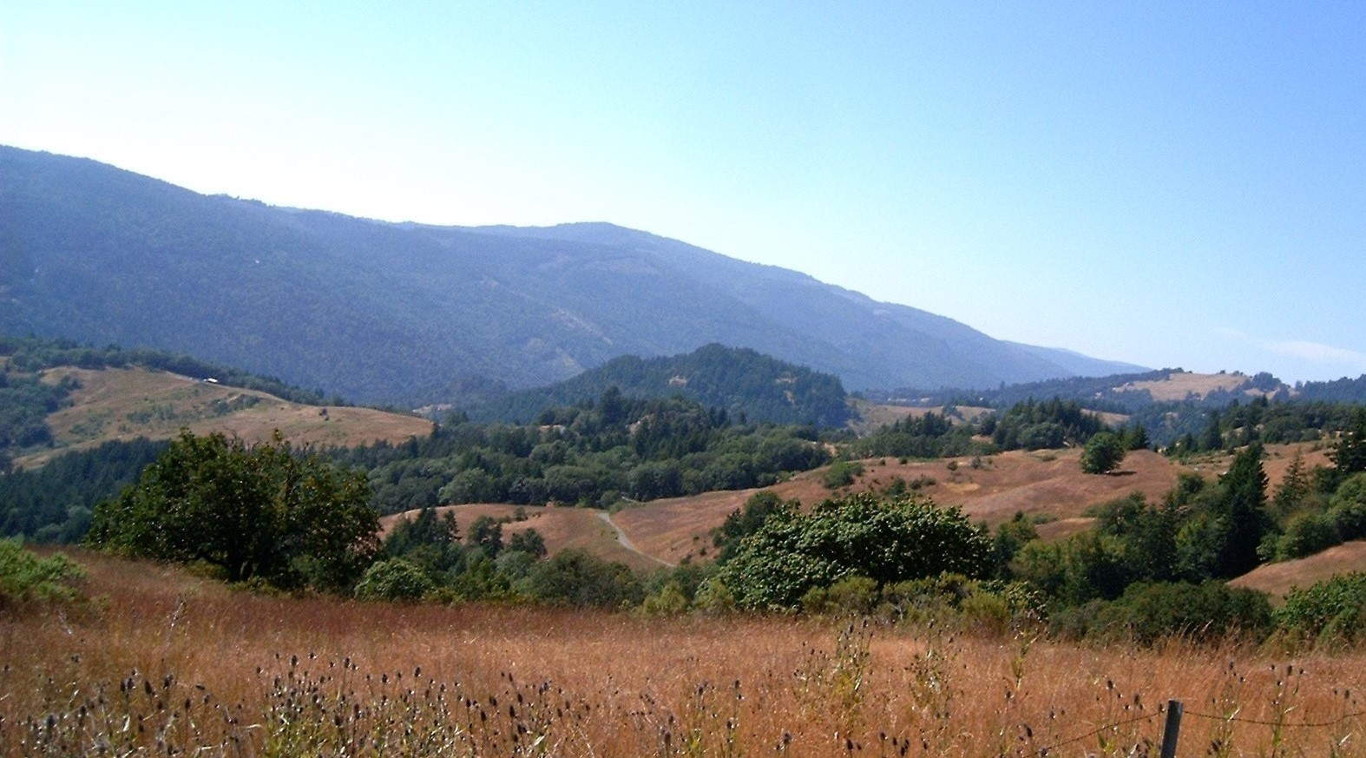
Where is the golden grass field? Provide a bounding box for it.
[20,367,432,468]
[3,549,1364,757]
[1232,541,1366,599]
[1111,371,1265,403]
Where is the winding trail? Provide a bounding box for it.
[597,511,675,568]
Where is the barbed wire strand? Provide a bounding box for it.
[1032,710,1162,754]
[1185,708,1366,729]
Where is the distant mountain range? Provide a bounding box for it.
[0,145,1144,405]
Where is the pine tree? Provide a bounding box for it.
[1272,449,1310,516]
[1212,444,1270,578]
[1331,409,1366,476]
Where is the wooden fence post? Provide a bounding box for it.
[1160,699,1183,758]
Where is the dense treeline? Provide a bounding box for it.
[475,344,852,428]
[0,366,75,458]
[332,389,832,514]
[1293,374,1366,404]
[0,335,340,407]
[865,369,1176,412]
[0,438,168,541]
[982,398,1109,450]
[1163,395,1364,455]
[849,411,985,459]
[852,398,1129,461]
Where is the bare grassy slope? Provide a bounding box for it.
[1115,370,1265,401]
[19,366,431,467]
[614,449,1187,564]
[380,504,664,571]
[1231,541,1366,598]
[5,549,1364,756]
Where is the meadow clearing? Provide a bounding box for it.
[3,549,1363,756]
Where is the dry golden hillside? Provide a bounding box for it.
[18,366,432,468]
[380,503,668,571]
[1231,541,1366,598]
[389,443,1340,570]
[613,449,1191,565]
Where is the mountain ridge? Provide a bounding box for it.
[0,145,1145,405]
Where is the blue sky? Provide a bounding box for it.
[4,2,1365,383]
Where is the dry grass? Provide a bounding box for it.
[614,450,1188,565]
[612,443,1340,567]
[1231,541,1366,599]
[846,400,993,436]
[1112,371,1263,403]
[381,504,664,571]
[19,367,431,468]
[4,550,1365,756]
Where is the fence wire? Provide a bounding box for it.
[1184,707,1366,729]
[1030,703,1366,755]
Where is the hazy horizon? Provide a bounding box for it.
[5,2,1365,383]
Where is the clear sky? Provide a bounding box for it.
[4,2,1365,383]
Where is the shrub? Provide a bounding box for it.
[354,559,435,602]
[801,575,878,615]
[1275,572,1366,645]
[692,577,736,614]
[879,573,1042,634]
[0,539,85,610]
[521,549,642,609]
[1076,581,1273,645]
[639,580,690,616]
[1275,512,1342,560]
[822,460,864,489]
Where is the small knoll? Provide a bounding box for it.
[846,399,993,436]
[19,366,431,468]
[1113,371,1266,403]
[1230,541,1366,598]
[380,504,664,572]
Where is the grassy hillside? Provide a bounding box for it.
[5,548,1364,756]
[1231,541,1366,598]
[608,448,1188,566]
[381,504,666,571]
[16,366,432,469]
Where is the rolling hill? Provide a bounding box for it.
[15,365,432,469]
[472,343,853,427]
[2,145,1141,406]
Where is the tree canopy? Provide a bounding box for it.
[717,493,990,610]
[87,431,379,590]
[1080,432,1126,474]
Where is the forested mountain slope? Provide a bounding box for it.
[2,145,1140,405]
[472,344,852,427]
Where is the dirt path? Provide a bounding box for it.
[597,511,675,568]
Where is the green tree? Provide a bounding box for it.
[466,515,504,558]
[354,558,435,601]
[718,493,990,610]
[1272,449,1311,517]
[1210,444,1271,578]
[87,431,378,590]
[1331,409,1366,476]
[507,528,547,558]
[1080,432,1126,474]
[711,490,798,563]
